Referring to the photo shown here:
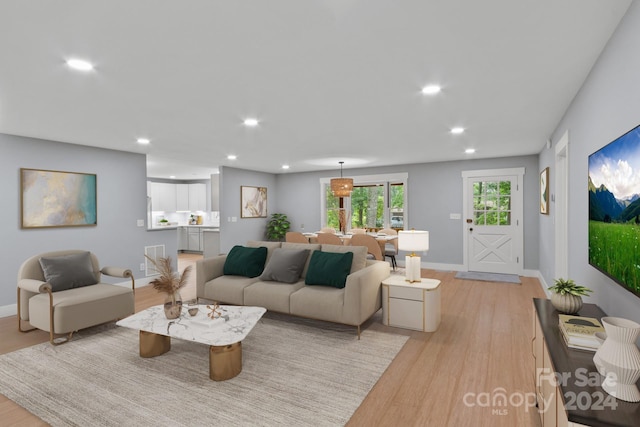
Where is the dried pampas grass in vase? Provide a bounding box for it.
[145,256,191,319]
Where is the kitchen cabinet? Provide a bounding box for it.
[188,183,206,211]
[177,227,188,251]
[202,229,220,258]
[149,182,177,212]
[175,183,206,212]
[210,174,219,211]
[187,227,203,252]
[176,185,190,211]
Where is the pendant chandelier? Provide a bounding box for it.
[330,161,353,197]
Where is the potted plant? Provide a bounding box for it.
[266,213,290,241]
[548,278,593,314]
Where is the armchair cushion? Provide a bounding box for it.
[223,245,268,278]
[38,251,97,292]
[305,250,353,289]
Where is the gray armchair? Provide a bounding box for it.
[17,250,135,345]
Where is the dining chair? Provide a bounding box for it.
[285,232,309,243]
[320,227,337,234]
[349,234,384,261]
[379,228,398,270]
[350,228,366,234]
[316,232,344,245]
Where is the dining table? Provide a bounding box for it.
[306,232,397,253]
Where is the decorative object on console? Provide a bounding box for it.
[20,168,97,229]
[330,161,353,197]
[593,317,640,402]
[398,230,429,283]
[145,255,191,319]
[548,277,592,314]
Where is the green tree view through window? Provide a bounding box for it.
[473,180,511,225]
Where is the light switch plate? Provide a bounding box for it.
[449,213,461,220]
[136,219,145,227]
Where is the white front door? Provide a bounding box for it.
[462,169,524,275]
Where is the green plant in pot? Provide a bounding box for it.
[266,213,290,241]
[548,278,592,314]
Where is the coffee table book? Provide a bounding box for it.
[558,314,604,351]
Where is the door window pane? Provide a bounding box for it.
[473,180,511,226]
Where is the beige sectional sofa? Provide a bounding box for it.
[196,241,390,337]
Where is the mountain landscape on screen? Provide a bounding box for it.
[588,124,640,298]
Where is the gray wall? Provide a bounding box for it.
[275,155,540,269]
[219,166,277,252]
[0,133,177,313]
[540,2,640,322]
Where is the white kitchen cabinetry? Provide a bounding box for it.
[177,227,188,251]
[176,185,190,211]
[150,182,177,212]
[175,183,206,212]
[188,183,206,211]
[187,227,202,252]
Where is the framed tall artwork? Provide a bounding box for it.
[241,186,267,218]
[540,167,549,215]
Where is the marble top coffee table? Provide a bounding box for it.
[117,304,266,381]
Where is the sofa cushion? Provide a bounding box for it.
[305,251,353,289]
[244,280,305,313]
[320,244,367,273]
[247,240,282,263]
[223,245,267,278]
[281,242,321,278]
[204,275,259,305]
[39,251,98,292]
[259,248,310,283]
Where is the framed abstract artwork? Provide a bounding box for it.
[241,186,267,218]
[540,167,549,215]
[21,168,97,228]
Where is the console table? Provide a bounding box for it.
[532,298,640,426]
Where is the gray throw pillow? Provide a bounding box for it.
[39,252,98,292]
[259,248,310,283]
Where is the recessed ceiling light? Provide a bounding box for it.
[227,155,237,160]
[421,85,441,95]
[169,175,176,179]
[137,138,150,144]
[66,58,94,71]
[451,127,465,134]
[243,118,259,127]
[465,148,476,154]
[282,165,290,170]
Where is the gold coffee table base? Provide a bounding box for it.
[209,342,242,381]
[138,331,242,381]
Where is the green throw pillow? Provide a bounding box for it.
[305,250,353,289]
[223,245,268,278]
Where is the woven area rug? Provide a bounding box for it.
[0,312,407,427]
[455,271,521,284]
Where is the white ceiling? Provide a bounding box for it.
[0,0,632,179]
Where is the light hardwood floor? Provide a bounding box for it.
[1,256,545,427]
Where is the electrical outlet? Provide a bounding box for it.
[139,263,145,271]
[136,219,145,227]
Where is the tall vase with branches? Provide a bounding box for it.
[145,256,191,319]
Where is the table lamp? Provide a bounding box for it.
[398,230,429,283]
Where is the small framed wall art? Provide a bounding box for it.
[540,167,549,215]
[241,186,267,218]
[21,168,97,228]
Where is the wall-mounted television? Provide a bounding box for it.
[588,124,640,298]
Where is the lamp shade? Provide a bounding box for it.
[330,177,353,197]
[398,230,429,252]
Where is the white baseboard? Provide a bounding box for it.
[0,304,17,318]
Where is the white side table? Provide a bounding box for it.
[381,275,441,332]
